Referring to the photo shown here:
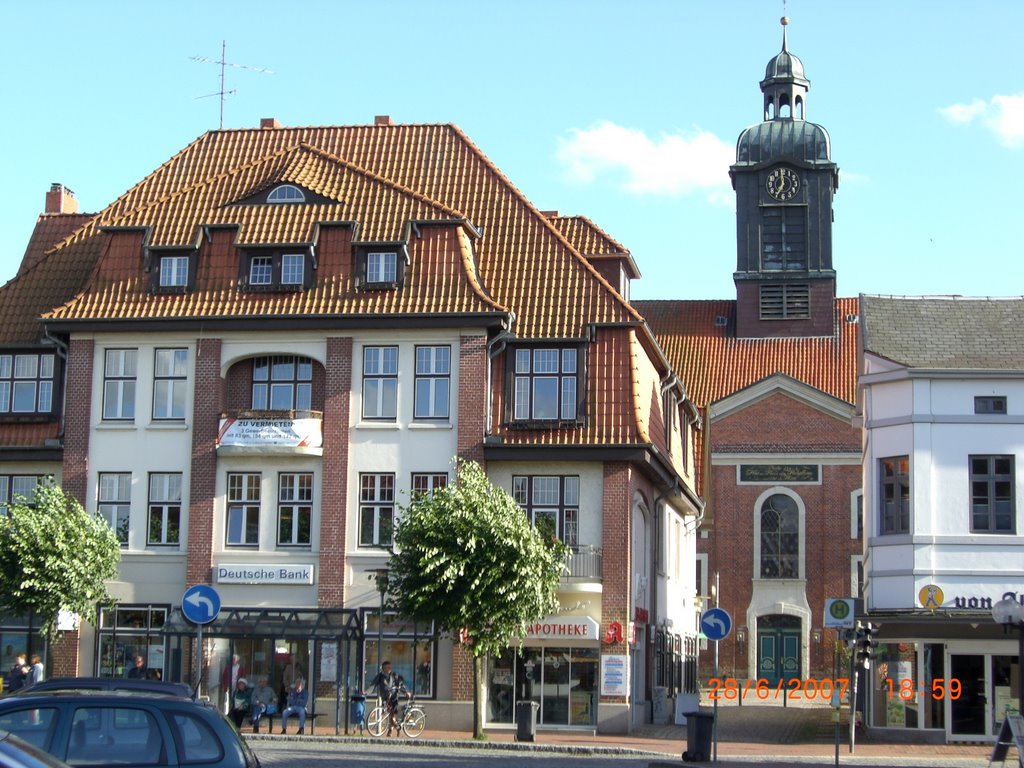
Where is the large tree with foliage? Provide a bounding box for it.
[388,459,566,738]
[0,483,121,643]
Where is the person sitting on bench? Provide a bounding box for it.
[280,678,309,734]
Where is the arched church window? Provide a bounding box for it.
[760,494,799,578]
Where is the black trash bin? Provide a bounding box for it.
[682,709,715,762]
[515,700,539,742]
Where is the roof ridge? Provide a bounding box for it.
[294,141,468,224]
[446,124,643,327]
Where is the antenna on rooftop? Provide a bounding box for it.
[190,40,273,130]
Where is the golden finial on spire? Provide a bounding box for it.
[781,16,789,26]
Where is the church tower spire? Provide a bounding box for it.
[730,17,840,339]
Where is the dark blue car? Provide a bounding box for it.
[0,691,259,768]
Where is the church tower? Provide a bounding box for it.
[731,17,839,338]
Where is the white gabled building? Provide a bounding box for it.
[858,294,1024,743]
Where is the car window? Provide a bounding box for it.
[0,707,59,750]
[169,711,223,764]
[67,706,164,766]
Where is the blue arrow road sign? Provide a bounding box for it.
[182,584,221,625]
[700,607,733,641]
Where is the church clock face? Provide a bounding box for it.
[766,167,801,201]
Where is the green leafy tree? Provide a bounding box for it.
[0,483,121,643]
[388,459,566,738]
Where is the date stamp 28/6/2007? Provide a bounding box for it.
[708,677,963,702]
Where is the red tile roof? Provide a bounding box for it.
[39,124,646,340]
[634,297,860,407]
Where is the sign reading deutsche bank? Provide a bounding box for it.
[216,564,315,585]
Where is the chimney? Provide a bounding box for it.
[260,117,281,129]
[45,183,79,214]
[540,210,560,219]
[374,115,394,126]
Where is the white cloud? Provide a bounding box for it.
[940,94,1024,148]
[556,121,734,202]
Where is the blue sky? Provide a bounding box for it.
[2,0,1022,300]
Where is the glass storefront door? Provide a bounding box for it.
[950,654,986,737]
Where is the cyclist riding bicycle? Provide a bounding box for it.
[371,661,411,734]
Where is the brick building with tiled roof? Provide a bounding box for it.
[636,19,863,686]
[0,117,701,732]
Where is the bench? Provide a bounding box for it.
[250,710,321,734]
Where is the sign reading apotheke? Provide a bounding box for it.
[215,564,314,585]
[524,615,600,640]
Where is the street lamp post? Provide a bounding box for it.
[372,569,389,673]
[992,595,1024,717]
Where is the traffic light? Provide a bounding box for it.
[855,622,878,669]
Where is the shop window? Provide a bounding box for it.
[153,349,188,420]
[0,352,56,416]
[278,472,312,546]
[970,455,1015,533]
[98,472,131,547]
[363,612,435,697]
[227,473,261,547]
[511,347,581,423]
[362,347,398,420]
[148,473,182,546]
[486,647,598,726]
[413,346,450,419]
[512,475,580,546]
[96,605,168,679]
[880,456,910,535]
[359,473,394,548]
[252,356,312,411]
[103,349,137,421]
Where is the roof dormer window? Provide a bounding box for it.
[367,252,397,284]
[266,184,305,204]
[240,250,311,292]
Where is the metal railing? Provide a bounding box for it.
[562,545,603,581]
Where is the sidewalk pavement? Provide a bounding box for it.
[273,699,994,764]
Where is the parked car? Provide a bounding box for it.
[0,731,70,768]
[16,678,193,699]
[0,692,259,768]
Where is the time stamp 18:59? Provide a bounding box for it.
[708,677,963,702]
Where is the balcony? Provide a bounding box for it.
[216,410,323,456]
[561,545,603,592]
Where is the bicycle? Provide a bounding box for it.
[367,693,425,738]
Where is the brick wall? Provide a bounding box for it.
[61,338,93,504]
[50,629,80,677]
[735,280,836,339]
[185,338,223,585]
[457,335,487,466]
[600,461,631,701]
[450,643,474,701]
[700,392,861,680]
[318,337,352,607]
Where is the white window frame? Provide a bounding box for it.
[512,475,580,547]
[227,473,261,547]
[281,253,305,285]
[153,349,188,420]
[362,346,398,420]
[148,473,182,546]
[267,184,305,203]
[103,349,137,421]
[99,472,132,548]
[366,252,397,284]
[278,472,313,547]
[359,473,394,548]
[159,255,189,287]
[413,345,450,419]
[249,255,273,285]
